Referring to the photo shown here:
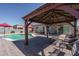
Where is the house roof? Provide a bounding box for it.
[23,3,79,25]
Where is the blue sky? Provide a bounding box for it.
[0,3,44,25]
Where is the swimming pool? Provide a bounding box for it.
[5,34,33,41]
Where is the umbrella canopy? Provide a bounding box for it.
[0,23,12,27]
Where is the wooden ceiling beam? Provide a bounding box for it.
[29,18,74,25]
[54,11,75,19]
[29,20,51,25]
[41,11,53,22]
[39,11,52,22]
[31,11,50,23]
[52,11,60,22]
[32,10,54,23]
[67,22,74,27]
[52,20,74,24]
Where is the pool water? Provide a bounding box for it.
[5,34,33,41]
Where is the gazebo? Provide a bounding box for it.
[23,3,79,45]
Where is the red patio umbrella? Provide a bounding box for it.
[0,23,12,37]
[0,23,12,27]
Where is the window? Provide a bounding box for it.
[63,25,69,34]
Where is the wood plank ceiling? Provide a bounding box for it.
[29,9,75,25]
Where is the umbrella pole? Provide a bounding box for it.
[4,27,5,37]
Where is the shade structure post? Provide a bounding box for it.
[74,19,77,37]
[25,20,29,45]
[46,25,49,38]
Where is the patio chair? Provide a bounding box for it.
[55,34,77,50]
[48,34,66,56]
[65,37,78,50]
[51,35,66,51]
[49,34,78,56]
[57,34,67,51]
